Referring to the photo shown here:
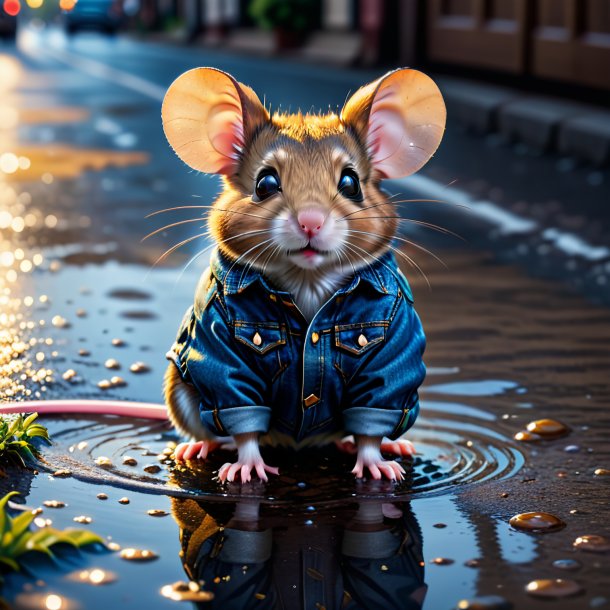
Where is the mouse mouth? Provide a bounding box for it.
[287,246,328,259]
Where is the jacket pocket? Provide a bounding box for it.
[334,322,387,383]
[334,322,387,355]
[234,321,286,354]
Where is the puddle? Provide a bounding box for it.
[37,404,524,505]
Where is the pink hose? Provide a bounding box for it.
[0,399,169,420]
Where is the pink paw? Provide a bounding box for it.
[380,438,416,457]
[218,459,279,483]
[335,437,358,455]
[352,458,405,481]
[174,440,220,462]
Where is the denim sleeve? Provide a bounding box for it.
[342,298,426,440]
[182,299,271,437]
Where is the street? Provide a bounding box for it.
[1,25,610,610]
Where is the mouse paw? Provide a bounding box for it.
[352,458,405,481]
[174,440,221,462]
[334,435,357,454]
[218,458,279,484]
[380,438,416,457]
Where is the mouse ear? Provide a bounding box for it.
[341,68,446,179]
[162,67,269,175]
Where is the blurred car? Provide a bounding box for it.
[64,0,122,35]
[0,2,18,40]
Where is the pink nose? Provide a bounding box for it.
[297,209,325,238]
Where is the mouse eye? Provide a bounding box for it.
[254,171,281,201]
[338,169,361,200]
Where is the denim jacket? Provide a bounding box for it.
[167,249,426,442]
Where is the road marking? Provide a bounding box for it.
[19,30,166,102]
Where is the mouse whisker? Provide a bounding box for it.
[141,217,206,242]
[345,217,465,241]
[338,199,448,221]
[146,205,277,221]
[345,229,448,269]
[173,229,273,285]
[343,237,431,289]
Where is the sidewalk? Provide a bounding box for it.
[437,76,610,167]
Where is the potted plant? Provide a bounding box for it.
[249,0,320,50]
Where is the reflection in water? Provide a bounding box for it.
[170,496,427,610]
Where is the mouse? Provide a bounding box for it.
[161,66,446,483]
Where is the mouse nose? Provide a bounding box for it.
[297,209,325,238]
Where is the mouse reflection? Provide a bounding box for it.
[169,495,427,610]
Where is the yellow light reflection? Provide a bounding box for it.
[45,594,63,610]
[26,0,44,7]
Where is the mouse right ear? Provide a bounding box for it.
[162,68,269,175]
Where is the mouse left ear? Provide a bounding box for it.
[341,68,446,180]
[162,67,269,175]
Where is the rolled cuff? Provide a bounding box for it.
[343,402,419,440]
[200,405,271,437]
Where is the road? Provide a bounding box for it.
[1,26,610,610]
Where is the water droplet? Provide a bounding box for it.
[95,456,113,468]
[104,358,120,370]
[129,361,150,374]
[53,469,72,478]
[97,493,108,500]
[160,581,213,602]
[433,523,447,528]
[78,349,90,357]
[380,564,388,571]
[552,559,581,571]
[111,338,126,347]
[62,369,77,381]
[73,515,92,524]
[456,595,513,609]
[525,419,570,438]
[525,578,583,598]
[118,497,130,505]
[464,559,481,568]
[43,500,66,508]
[107,542,121,551]
[97,379,112,390]
[514,431,541,442]
[110,376,126,387]
[430,557,454,565]
[122,456,137,466]
[305,519,314,525]
[573,535,610,553]
[509,512,566,533]
[564,445,580,453]
[594,468,610,476]
[70,568,117,585]
[119,548,158,562]
[147,509,168,517]
[143,464,161,474]
[51,315,70,328]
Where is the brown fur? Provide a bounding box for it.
[207,110,398,275]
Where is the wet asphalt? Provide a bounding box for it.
[0,26,609,610]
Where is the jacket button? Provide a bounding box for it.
[358,333,368,347]
[311,332,319,344]
[252,332,262,346]
[304,393,319,408]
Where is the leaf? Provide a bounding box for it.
[21,413,38,430]
[0,492,19,537]
[5,418,21,439]
[10,511,35,541]
[60,529,105,548]
[24,426,50,442]
[0,555,19,572]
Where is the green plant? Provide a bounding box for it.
[0,492,106,577]
[0,413,50,468]
[249,0,319,33]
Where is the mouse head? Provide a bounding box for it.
[162,67,445,273]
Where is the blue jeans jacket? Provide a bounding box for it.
[167,249,426,442]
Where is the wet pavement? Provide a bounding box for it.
[1,27,610,610]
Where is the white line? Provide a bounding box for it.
[402,174,538,235]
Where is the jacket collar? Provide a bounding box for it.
[210,248,397,296]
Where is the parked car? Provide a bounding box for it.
[0,2,18,40]
[64,0,122,35]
